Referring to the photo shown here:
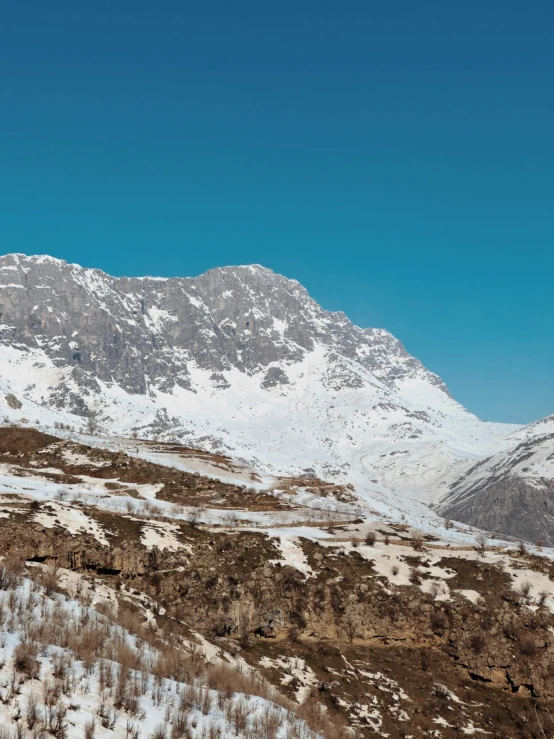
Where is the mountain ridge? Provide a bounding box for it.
[3,251,552,544]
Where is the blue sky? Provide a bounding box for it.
[1,1,552,423]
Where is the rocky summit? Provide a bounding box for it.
[0,253,444,396]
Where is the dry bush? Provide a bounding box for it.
[25,692,40,730]
[199,687,212,715]
[169,710,188,739]
[43,697,68,739]
[14,640,40,678]
[519,581,532,599]
[520,635,537,657]
[391,564,399,577]
[0,566,19,591]
[429,581,441,600]
[364,531,376,547]
[475,533,487,556]
[179,684,197,712]
[409,567,422,585]
[249,706,283,739]
[411,533,424,552]
[431,683,450,699]
[430,609,446,633]
[342,616,357,644]
[468,631,486,655]
[97,700,118,730]
[503,619,520,641]
[537,590,549,607]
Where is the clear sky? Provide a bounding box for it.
[1,2,552,424]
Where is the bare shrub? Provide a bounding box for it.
[0,565,19,591]
[25,692,40,730]
[475,533,487,556]
[342,616,357,644]
[430,609,446,633]
[520,635,537,656]
[411,532,424,552]
[537,590,549,607]
[170,710,188,739]
[518,540,527,556]
[391,564,399,577]
[97,701,117,730]
[429,581,441,600]
[431,683,450,699]
[409,567,422,585]
[238,614,252,650]
[250,706,283,739]
[230,698,250,733]
[44,699,68,739]
[519,581,532,599]
[14,640,40,678]
[187,507,202,528]
[364,531,376,547]
[468,631,486,655]
[503,619,519,641]
[199,687,212,715]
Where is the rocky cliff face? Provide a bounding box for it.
[0,253,446,399]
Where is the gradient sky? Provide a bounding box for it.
[1,1,552,424]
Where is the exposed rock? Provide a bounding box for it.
[260,366,290,389]
[5,393,21,409]
[0,253,448,400]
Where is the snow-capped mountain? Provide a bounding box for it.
[2,252,549,534]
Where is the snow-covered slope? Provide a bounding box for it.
[439,415,554,543]
[0,252,536,528]
[0,565,321,739]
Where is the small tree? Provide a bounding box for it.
[86,414,98,435]
[475,533,487,556]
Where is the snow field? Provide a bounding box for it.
[0,564,326,739]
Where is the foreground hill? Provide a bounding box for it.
[1,425,554,736]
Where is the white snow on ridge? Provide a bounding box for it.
[32,500,109,546]
[0,335,524,537]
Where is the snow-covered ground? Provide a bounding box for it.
[0,338,518,527]
[0,567,323,739]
